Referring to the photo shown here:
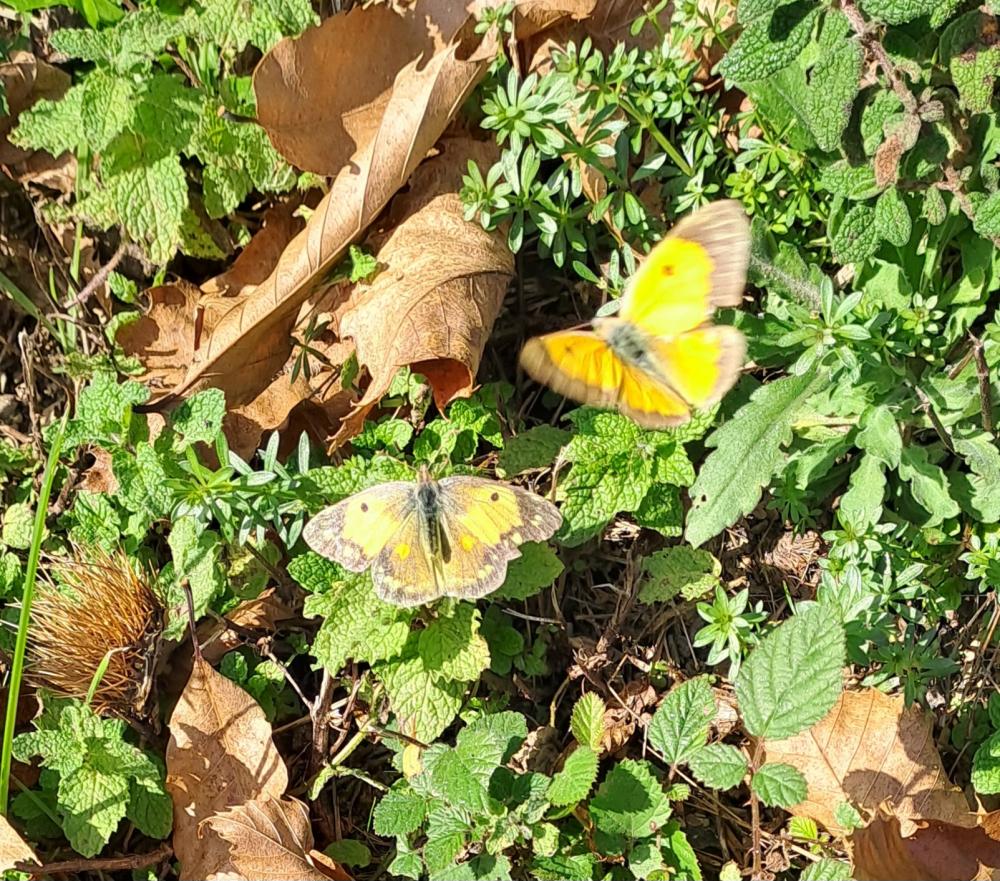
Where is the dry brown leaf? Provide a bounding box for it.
[851,808,1000,881]
[79,448,120,495]
[206,796,349,881]
[763,689,974,837]
[200,588,299,665]
[148,1,493,413]
[331,138,512,442]
[0,814,37,873]
[166,657,288,881]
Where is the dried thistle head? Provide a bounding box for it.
[27,546,165,719]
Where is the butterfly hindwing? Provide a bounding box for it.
[520,331,625,410]
[302,481,415,571]
[621,199,750,338]
[370,518,444,607]
[652,324,747,409]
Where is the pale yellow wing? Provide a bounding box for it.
[651,325,747,409]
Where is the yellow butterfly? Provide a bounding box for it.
[302,466,562,607]
[520,200,750,428]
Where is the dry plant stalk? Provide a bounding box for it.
[27,547,165,718]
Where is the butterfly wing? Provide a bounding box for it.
[370,516,446,607]
[620,199,749,337]
[432,476,562,601]
[651,325,747,410]
[303,481,415,572]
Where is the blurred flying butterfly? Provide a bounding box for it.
[303,466,561,607]
[520,200,750,428]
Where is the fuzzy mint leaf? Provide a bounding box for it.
[193,0,317,56]
[170,388,226,447]
[633,483,683,537]
[64,371,149,448]
[127,773,172,839]
[720,0,820,83]
[50,8,189,71]
[422,728,504,814]
[419,602,491,683]
[495,425,569,478]
[80,72,135,152]
[687,743,748,789]
[874,187,912,248]
[59,766,130,858]
[165,517,224,640]
[735,605,844,739]
[686,369,826,547]
[648,676,716,766]
[68,492,121,550]
[972,731,1000,794]
[589,759,672,839]
[377,653,465,742]
[373,785,426,836]
[547,746,598,806]
[861,0,945,24]
[571,692,606,750]
[805,38,862,152]
[831,203,880,264]
[557,408,696,547]
[639,547,720,603]
[11,84,85,155]
[751,762,808,807]
[2,502,35,551]
[492,543,563,601]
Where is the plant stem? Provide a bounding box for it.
[0,416,67,814]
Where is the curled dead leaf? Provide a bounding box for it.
[763,689,974,837]
[166,656,288,881]
[332,138,512,443]
[206,796,350,881]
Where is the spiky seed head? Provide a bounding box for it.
[27,546,165,718]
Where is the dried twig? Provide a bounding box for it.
[16,842,172,877]
[62,241,128,310]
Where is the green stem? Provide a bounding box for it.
[0,416,67,814]
[618,96,694,177]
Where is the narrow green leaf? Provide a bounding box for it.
[571,692,606,750]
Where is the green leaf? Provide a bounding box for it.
[2,502,35,550]
[465,711,528,763]
[105,153,188,264]
[390,847,423,880]
[171,389,226,447]
[688,743,748,790]
[751,762,808,807]
[570,692,606,750]
[973,731,1000,794]
[805,38,862,151]
[127,773,172,839]
[547,745,599,806]
[838,454,885,532]
[423,728,504,814]
[633,483,684,537]
[495,425,569,477]
[165,517,224,640]
[419,603,491,683]
[423,832,465,874]
[801,859,853,880]
[373,785,426,836]
[589,759,672,838]
[831,203,880,264]
[58,766,130,857]
[639,547,720,603]
[11,84,86,155]
[720,1,820,83]
[80,72,134,151]
[64,371,149,448]
[493,543,563,601]
[974,191,1000,238]
[955,434,1000,521]
[378,654,465,742]
[862,0,949,24]
[531,854,597,881]
[789,816,819,840]
[647,677,716,766]
[875,188,912,248]
[819,161,881,200]
[857,405,902,467]
[51,8,189,70]
[735,605,844,740]
[686,369,826,547]
[737,0,785,22]
[898,445,960,526]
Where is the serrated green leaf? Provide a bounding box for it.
[862,0,947,24]
[465,711,528,763]
[898,445,960,526]
[589,759,672,838]
[11,84,86,155]
[373,785,426,836]
[12,729,81,775]
[819,161,882,201]
[737,0,786,22]
[423,728,503,814]
[423,832,465,873]
[857,405,902,467]
[721,1,820,83]
[751,762,807,807]
[973,731,1000,794]
[801,858,853,880]
[955,434,1000,521]
[493,543,563,601]
[105,153,187,264]
[831,203,881,264]
[64,371,149,448]
[875,188,912,248]
[80,72,134,151]
[570,692,606,750]
[639,547,720,603]
[2,502,35,550]
[974,191,1000,237]
[735,605,844,739]
[531,853,597,881]
[789,816,819,839]
[547,745,598,806]
[834,800,863,830]
[495,425,570,478]
[390,847,423,880]
[648,677,716,765]
[686,369,826,547]
[127,773,172,839]
[58,766,130,857]
[51,8,189,71]
[629,840,665,878]
[838,454,885,532]
[378,654,465,742]
[633,483,683,536]
[805,38,862,151]
[171,389,226,446]
[68,492,121,549]
[165,517,224,640]
[419,603,491,683]
[687,743,748,789]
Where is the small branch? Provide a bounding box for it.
[915,386,955,452]
[17,842,172,877]
[63,241,128,311]
[839,0,917,115]
[971,333,995,435]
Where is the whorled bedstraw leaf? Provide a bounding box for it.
[735,605,845,740]
[686,369,826,547]
[751,762,808,807]
[720,0,820,83]
[547,745,599,806]
[647,677,716,766]
[687,743,748,790]
[570,692,607,750]
[638,546,720,603]
[805,38,863,152]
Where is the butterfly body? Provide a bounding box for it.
[303,466,561,607]
[520,200,750,428]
